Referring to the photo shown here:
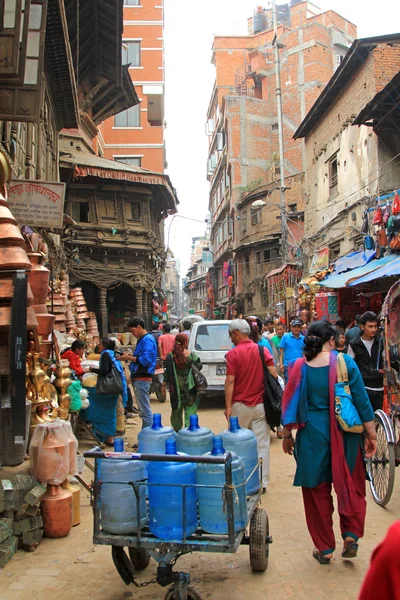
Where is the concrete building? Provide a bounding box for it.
[294,34,400,267]
[100,0,165,173]
[206,2,356,316]
[183,237,211,316]
[164,252,182,317]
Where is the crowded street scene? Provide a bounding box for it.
[0,0,400,599]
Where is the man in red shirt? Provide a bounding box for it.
[158,323,176,360]
[225,319,277,492]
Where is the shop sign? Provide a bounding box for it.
[7,180,66,230]
[310,247,329,274]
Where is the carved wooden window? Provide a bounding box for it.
[97,194,117,221]
[127,201,141,221]
[0,0,47,123]
[70,201,90,223]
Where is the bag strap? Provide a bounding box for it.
[258,345,267,369]
[337,353,349,384]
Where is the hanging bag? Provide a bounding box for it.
[392,192,400,215]
[96,361,124,396]
[258,345,282,427]
[334,354,363,433]
[191,361,208,391]
[373,206,383,225]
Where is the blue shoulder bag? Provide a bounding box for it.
[334,353,364,434]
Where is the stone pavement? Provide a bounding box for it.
[1,395,399,600]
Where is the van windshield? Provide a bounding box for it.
[194,324,231,351]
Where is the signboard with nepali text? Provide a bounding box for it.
[7,180,66,230]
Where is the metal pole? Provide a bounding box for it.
[272,0,288,265]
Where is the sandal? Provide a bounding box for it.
[313,549,332,564]
[104,437,114,447]
[342,541,358,558]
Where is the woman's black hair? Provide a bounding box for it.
[71,340,86,352]
[101,337,116,351]
[303,320,339,361]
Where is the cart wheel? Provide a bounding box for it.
[164,585,203,600]
[367,416,395,507]
[128,547,151,570]
[156,382,167,403]
[111,546,135,585]
[249,507,269,572]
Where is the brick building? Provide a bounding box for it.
[183,237,211,316]
[206,2,356,316]
[294,34,400,267]
[100,0,165,173]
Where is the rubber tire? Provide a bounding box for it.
[164,585,203,600]
[249,507,269,572]
[128,547,151,570]
[367,416,395,507]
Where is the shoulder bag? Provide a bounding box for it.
[191,359,208,392]
[96,359,124,396]
[335,353,364,433]
[258,346,282,427]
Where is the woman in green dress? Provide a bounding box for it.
[164,333,203,431]
[281,320,377,565]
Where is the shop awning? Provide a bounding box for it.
[348,254,400,286]
[333,249,375,274]
[319,253,399,288]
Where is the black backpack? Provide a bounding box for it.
[258,345,282,427]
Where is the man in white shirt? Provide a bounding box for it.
[347,311,384,411]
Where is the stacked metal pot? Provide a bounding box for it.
[69,288,89,329]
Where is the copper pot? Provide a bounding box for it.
[0,222,25,247]
[49,298,66,307]
[0,305,38,328]
[55,323,66,332]
[36,314,56,336]
[77,312,90,319]
[75,300,87,307]
[41,485,73,538]
[0,278,34,304]
[27,253,50,305]
[33,303,48,314]
[55,314,66,322]
[0,246,32,270]
[39,340,53,359]
[70,288,82,294]
[0,200,18,224]
[51,306,67,315]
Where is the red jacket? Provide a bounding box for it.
[359,521,400,599]
[62,349,84,376]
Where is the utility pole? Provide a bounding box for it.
[271,0,288,265]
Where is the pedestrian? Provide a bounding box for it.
[158,323,176,360]
[279,318,305,383]
[271,322,286,354]
[117,317,157,429]
[246,316,276,362]
[347,311,384,411]
[262,318,275,340]
[61,340,87,379]
[281,320,376,565]
[164,333,202,431]
[345,314,361,344]
[336,331,347,353]
[170,324,179,336]
[181,320,192,339]
[85,338,128,445]
[335,319,347,334]
[224,319,278,492]
[359,521,400,600]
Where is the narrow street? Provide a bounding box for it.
[1,395,399,600]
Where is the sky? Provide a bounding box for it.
[163,0,400,276]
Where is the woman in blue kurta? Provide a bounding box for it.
[82,338,127,445]
[281,321,377,564]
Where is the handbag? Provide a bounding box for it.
[191,362,208,391]
[258,346,282,427]
[96,363,124,396]
[390,232,400,251]
[334,353,363,433]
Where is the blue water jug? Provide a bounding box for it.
[99,459,147,534]
[221,416,260,495]
[148,439,198,540]
[176,414,214,456]
[138,413,176,454]
[197,436,247,534]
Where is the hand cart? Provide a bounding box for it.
[367,279,400,506]
[84,449,272,600]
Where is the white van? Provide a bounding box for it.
[188,320,232,396]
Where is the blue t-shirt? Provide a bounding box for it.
[280,332,305,366]
[130,333,157,377]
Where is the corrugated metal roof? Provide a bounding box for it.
[61,150,156,175]
[319,253,399,288]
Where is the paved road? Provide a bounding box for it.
[1,395,399,600]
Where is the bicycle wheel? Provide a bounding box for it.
[367,415,395,507]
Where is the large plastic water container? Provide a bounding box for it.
[138,413,176,454]
[197,436,247,534]
[99,459,147,534]
[148,439,197,540]
[176,414,214,456]
[221,416,260,495]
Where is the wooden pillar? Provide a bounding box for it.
[136,287,143,318]
[142,289,149,328]
[99,288,108,337]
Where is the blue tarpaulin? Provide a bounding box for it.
[348,255,400,286]
[319,253,400,289]
[333,249,375,274]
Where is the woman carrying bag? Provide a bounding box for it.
[164,333,203,431]
[84,338,127,445]
[281,321,377,565]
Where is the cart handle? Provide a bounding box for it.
[84,448,232,465]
